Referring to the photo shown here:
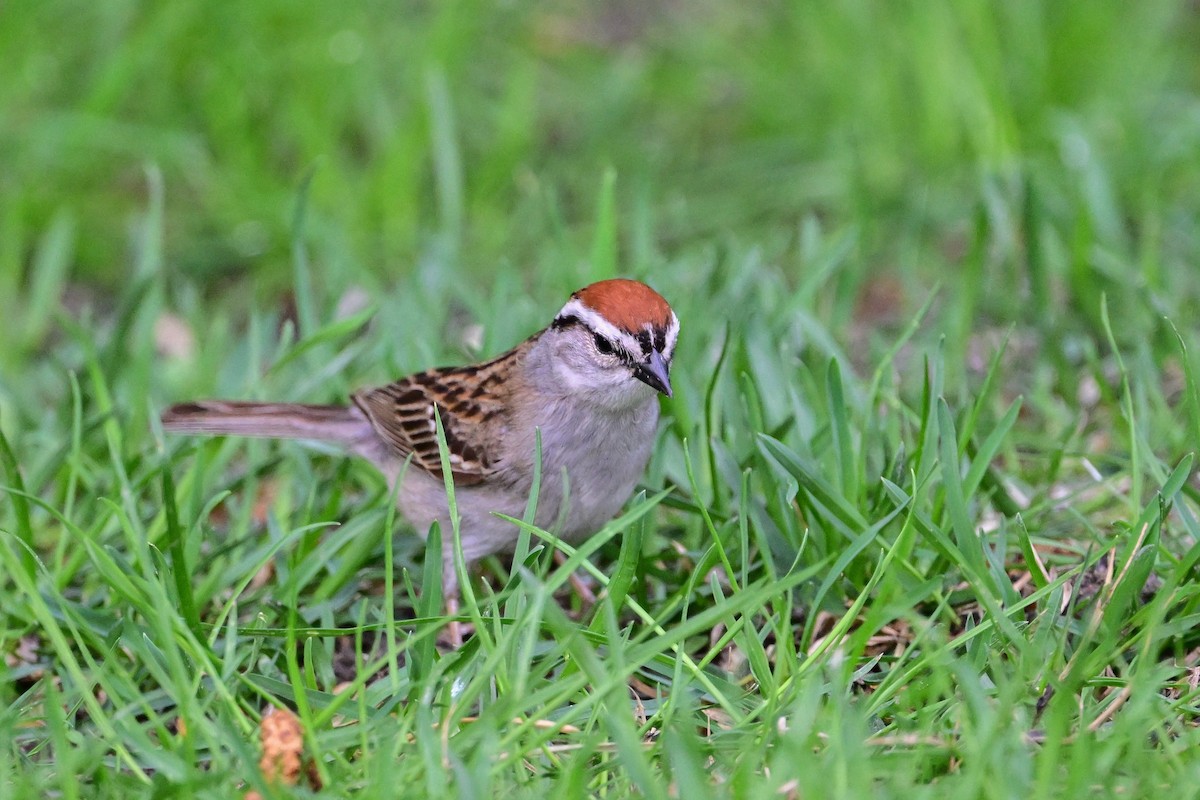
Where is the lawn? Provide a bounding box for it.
[4,2,1200,798]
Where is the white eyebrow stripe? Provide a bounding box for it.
[556,299,642,354]
[556,299,679,361]
[662,311,680,360]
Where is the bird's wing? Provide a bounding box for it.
[351,359,512,485]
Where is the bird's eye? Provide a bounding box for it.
[593,333,614,355]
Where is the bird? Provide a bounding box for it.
[161,278,678,634]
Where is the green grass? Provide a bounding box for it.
[5,2,1200,797]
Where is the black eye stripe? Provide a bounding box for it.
[636,330,653,356]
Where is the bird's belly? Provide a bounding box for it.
[391,398,659,560]
[534,400,659,541]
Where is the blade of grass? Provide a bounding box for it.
[0,412,35,578]
[589,166,618,281]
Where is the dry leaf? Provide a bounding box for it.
[246,707,321,798]
[259,707,305,786]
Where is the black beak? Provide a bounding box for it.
[633,349,672,397]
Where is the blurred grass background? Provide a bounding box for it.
[6,2,1199,315]
[6,1,1200,797]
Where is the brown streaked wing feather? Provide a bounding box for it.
[350,357,513,485]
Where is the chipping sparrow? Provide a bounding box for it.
[162,279,678,604]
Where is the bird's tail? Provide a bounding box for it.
[161,401,369,446]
